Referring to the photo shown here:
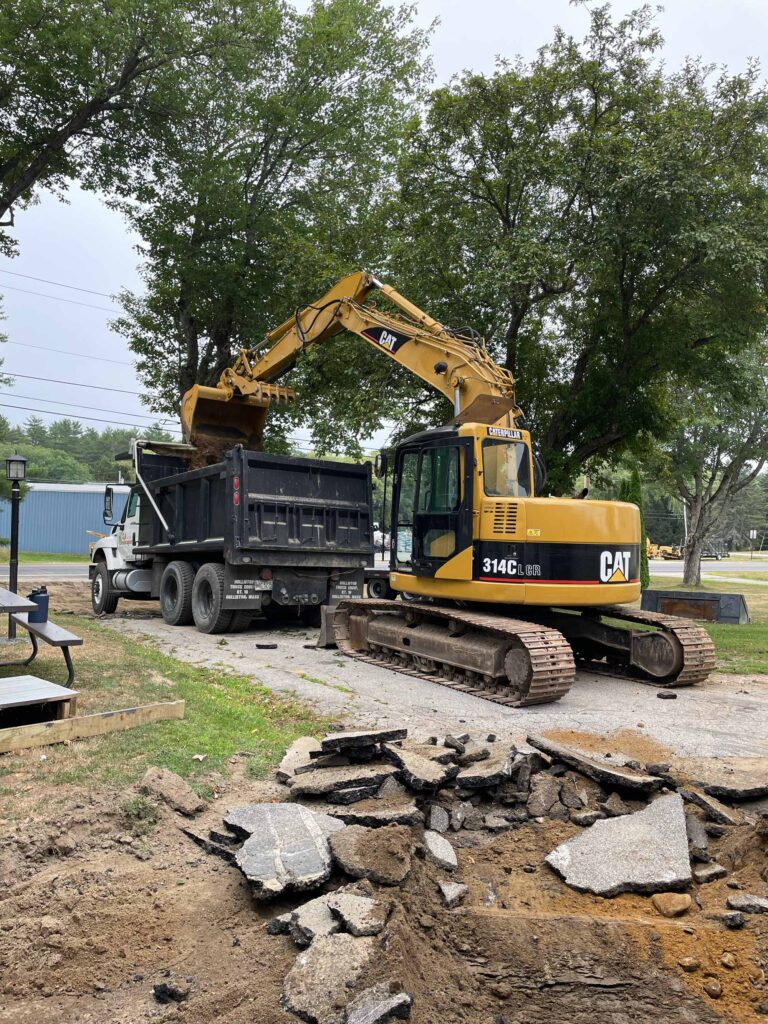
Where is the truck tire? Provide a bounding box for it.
[160,561,195,626]
[229,610,253,633]
[367,576,395,601]
[191,563,233,634]
[92,562,119,615]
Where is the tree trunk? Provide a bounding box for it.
[682,536,704,587]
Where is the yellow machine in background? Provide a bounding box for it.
[181,273,715,706]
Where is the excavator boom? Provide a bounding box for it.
[181,272,520,446]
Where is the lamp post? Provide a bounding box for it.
[5,454,27,639]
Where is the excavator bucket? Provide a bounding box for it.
[180,384,272,448]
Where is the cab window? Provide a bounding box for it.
[395,451,418,565]
[482,440,531,497]
[124,491,139,521]
[418,446,459,513]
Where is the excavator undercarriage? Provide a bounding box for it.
[332,599,716,707]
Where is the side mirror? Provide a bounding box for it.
[103,485,114,525]
[374,452,389,479]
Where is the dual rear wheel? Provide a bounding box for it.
[160,561,234,634]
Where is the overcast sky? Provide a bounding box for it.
[1,0,766,450]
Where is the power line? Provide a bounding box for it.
[0,400,182,433]
[0,268,115,298]
[3,340,132,365]
[0,282,119,314]
[6,371,145,396]
[0,391,177,424]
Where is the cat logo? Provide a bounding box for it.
[599,550,630,583]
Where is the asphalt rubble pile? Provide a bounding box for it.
[185,726,768,1022]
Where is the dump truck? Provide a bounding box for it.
[89,439,373,632]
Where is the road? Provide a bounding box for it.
[651,557,764,575]
[0,563,88,581]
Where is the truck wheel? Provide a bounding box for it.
[367,577,395,601]
[229,610,253,633]
[191,563,233,634]
[92,562,119,615]
[160,561,195,626]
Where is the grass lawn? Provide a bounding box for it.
[0,615,328,811]
[706,570,768,582]
[647,575,768,675]
[0,550,91,563]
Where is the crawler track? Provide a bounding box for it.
[333,599,574,707]
[579,605,716,687]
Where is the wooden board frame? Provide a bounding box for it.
[0,700,185,754]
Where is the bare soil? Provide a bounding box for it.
[2,756,768,1024]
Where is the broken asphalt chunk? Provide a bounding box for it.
[726,893,768,914]
[326,892,389,937]
[277,737,323,783]
[439,880,469,908]
[313,798,424,829]
[526,735,663,794]
[679,786,743,826]
[455,748,514,789]
[344,983,413,1024]
[140,766,205,817]
[281,934,376,1024]
[319,728,407,754]
[329,824,412,885]
[546,793,691,897]
[224,803,344,898]
[382,744,459,790]
[290,764,398,799]
[423,830,458,871]
[288,893,341,947]
[693,862,727,884]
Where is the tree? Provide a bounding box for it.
[650,354,768,585]
[384,6,768,490]
[621,467,650,590]
[113,0,429,454]
[0,0,232,255]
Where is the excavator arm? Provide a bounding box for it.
[181,271,520,446]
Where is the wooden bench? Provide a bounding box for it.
[8,613,83,686]
[0,676,78,720]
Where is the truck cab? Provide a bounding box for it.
[89,484,152,614]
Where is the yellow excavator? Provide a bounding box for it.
[181,272,715,706]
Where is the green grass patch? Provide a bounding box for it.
[0,550,91,563]
[647,576,768,675]
[0,614,329,809]
[121,794,160,836]
[706,571,768,582]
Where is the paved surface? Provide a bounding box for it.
[0,563,88,581]
[107,614,768,760]
[650,558,764,577]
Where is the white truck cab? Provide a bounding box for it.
[90,484,152,614]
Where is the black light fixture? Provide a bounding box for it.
[5,453,27,482]
[6,453,26,637]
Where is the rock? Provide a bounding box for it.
[526,735,664,794]
[462,805,485,831]
[382,745,459,790]
[51,832,77,856]
[281,934,375,1024]
[326,893,389,937]
[457,742,491,767]
[376,777,408,800]
[721,952,737,969]
[444,734,466,755]
[345,983,413,1024]
[657,691,677,700]
[427,805,450,833]
[651,893,692,918]
[423,830,458,871]
[685,813,709,854]
[679,787,742,826]
[601,792,631,817]
[721,911,745,929]
[703,979,722,1000]
[319,798,423,829]
[678,956,700,973]
[289,893,341,947]
[319,728,407,753]
[153,982,190,1004]
[266,912,292,935]
[39,916,63,937]
[526,775,562,817]
[559,780,584,810]
[450,804,468,831]
[290,765,398,799]
[647,762,671,775]
[455,748,514,789]
[484,814,510,832]
[693,863,727,884]
[726,893,768,914]
[329,824,412,885]
[570,809,603,827]
[277,737,322,783]
[546,793,691,897]
[439,880,469,908]
[140,766,205,817]
[224,803,344,898]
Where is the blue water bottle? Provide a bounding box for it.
[27,586,49,623]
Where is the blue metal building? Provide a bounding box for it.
[0,483,131,555]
